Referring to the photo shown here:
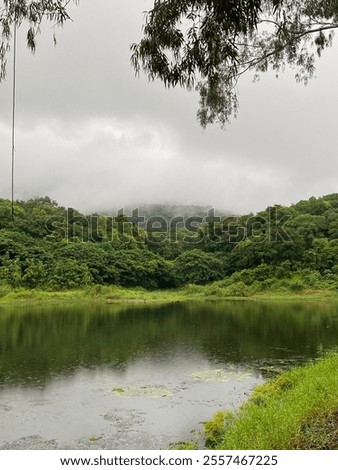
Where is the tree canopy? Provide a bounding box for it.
[1,193,338,292]
[1,1,338,127]
[131,0,338,127]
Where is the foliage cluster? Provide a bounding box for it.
[132,0,338,126]
[0,194,338,293]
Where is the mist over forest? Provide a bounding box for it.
[0,193,337,294]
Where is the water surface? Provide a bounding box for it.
[0,300,337,449]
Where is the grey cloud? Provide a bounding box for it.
[0,0,337,214]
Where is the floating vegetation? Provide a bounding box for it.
[89,436,102,442]
[256,357,311,377]
[258,365,284,376]
[103,409,145,427]
[112,386,173,398]
[191,369,252,383]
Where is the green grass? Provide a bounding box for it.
[0,282,337,305]
[203,353,338,450]
[0,285,181,304]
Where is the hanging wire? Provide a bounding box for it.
[11,14,17,222]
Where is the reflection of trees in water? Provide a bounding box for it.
[0,301,337,386]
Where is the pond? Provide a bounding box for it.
[0,300,337,449]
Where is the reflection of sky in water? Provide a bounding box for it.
[0,301,337,449]
[0,357,261,449]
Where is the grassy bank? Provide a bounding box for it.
[0,282,338,305]
[0,285,178,305]
[199,353,338,450]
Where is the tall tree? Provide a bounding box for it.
[131,0,338,127]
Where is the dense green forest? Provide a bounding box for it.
[0,194,338,295]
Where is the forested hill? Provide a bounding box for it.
[104,204,231,221]
[0,194,337,292]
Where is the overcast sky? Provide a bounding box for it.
[0,0,337,215]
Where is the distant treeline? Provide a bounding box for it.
[0,194,337,292]
[105,203,231,222]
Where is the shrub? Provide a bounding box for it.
[21,259,47,288]
[289,279,306,292]
[48,259,93,290]
[224,281,250,297]
[174,249,225,286]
